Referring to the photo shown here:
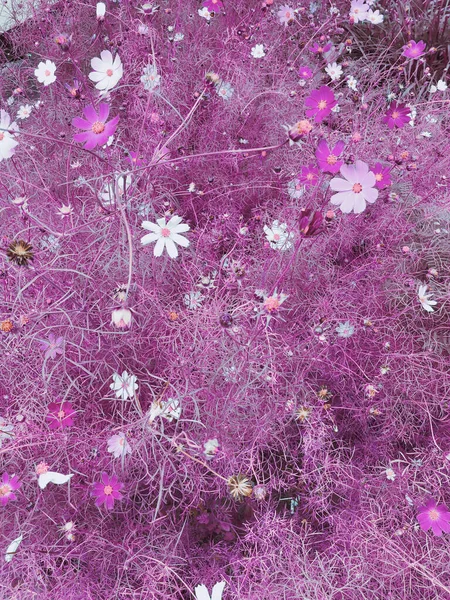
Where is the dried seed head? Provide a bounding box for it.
[227,474,253,501]
[6,240,34,266]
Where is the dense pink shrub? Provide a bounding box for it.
[0,0,450,598]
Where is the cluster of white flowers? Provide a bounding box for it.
[349,0,384,24]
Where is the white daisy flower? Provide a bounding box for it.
[89,50,123,92]
[204,438,219,459]
[140,215,190,259]
[107,432,132,458]
[195,582,226,600]
[184,291,204,310]
[385,467,396,481]
[287,178,304,199]
[0,110,19,162]
[349,0,369,23]
[110,370,138,401]
[417,285,437,312]
[215,81,234,100]
[336,321,355,338]
[263,220,294,251]
[325,62,343,81]
[34,60,57,86]
[430,80,448,94]
[198,7,213,21]
[140,64,161,91]
[251,44,266,59]
[16,105,33,120]
[366,8,383,24]
[347,75,358,91]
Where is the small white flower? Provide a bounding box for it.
[110,371,138,401]
[366,9,383,24]
[264,220,294,251]
[198,7,213,21]
[380,365,390,375]
[57,204,73,218]
[16,105,33,120]
[184,290,204,310]
[89,50,123,92]
[107,432,132,459]
[251,44,266,59]
[96,2,106,20]
[141,215,190,259]
[174,32,184,42]
[188,182,196,192]
[387,92,397,101]
[195,582,226,600]
[34,60,57,86]
[38,472,73,489]
[347,75,358,91]
[430,80,447,93]
[111,307,132,328]
[420,131,432,138]
[0,417,14,448]
[0,110,19,162]
[5,535,23,563]
[325,62,343,81]
[216,81,234,100]
[158,398,181,422]
[385,467,396,481]
[204,438,219,459]
[336,321,355,338]
[140,64,161,91]
[287,178,304,199]
[418,284,437,312]
[349,0,369,23]
[278,5,295,26]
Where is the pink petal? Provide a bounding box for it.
[72,117,92,130]
[83,105,98,122]
[363,187,378,204]
[98,103,110,122]
[330,177,353,192]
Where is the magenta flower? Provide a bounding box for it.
[299,164,319,187]
[371,163,392,189]
[46,401,75,430]
[203,0,224,11]
[72,104,119,150]
[310,42,332,55]
[298,66,313,80]
[299,209,324,237]
[315,139,345,174]
[40,333,64,360]
[0,472,21,506]
[92,473,124,510]
[417,499,450,537]
[402,40,426,59]
[305,86,337,123]
[329,160,378,214]
[382,102,410,129]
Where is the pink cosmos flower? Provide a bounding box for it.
[402,40,426,59]
[417,499,450,536]
[46,401,75,430]
[371,163,392,189]
[298,66,313,80]
[305,86,337,123]
[92,473,124,510]
[315,139,345,174]
[0,472,21,506]
[203,0,223,11]
[310,42,332,55]
[40,333,64,360]
[72,104,119,150]
[278,4,295,26]
[329,160,378,214]
[382,102,410,129]
[299,164,319,186]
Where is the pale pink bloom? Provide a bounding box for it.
[107,432,132,459]
[329,160,378,214]
[278,5,295,26]
[111,307,132,328]
[89,50,123,91]
[34,60,57,86]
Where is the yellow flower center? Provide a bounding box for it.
[429,508,440,521]
[57,410,65,419]
[318,100,327,110]
[352,183,362,193]
[104,485,113,495]
[0,484,10,497]
[327,154,337,165]
[375,173,383,181]
[45,70,51,76]
[92,121,105,134]
[106,69,113,76]
[161,227,171,238]
[392,111,399,119]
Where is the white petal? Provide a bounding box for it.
[38,472,74,490]
[211,582,226,600]
[171,233,190,248]
[330,177,353,192]
[100,50,113,64]
[153,237,165,257]
[165,238,179,259]
[141,232,160,245]
[353,194,366,214]
[5,535,23,563]
[195,584,211,600]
